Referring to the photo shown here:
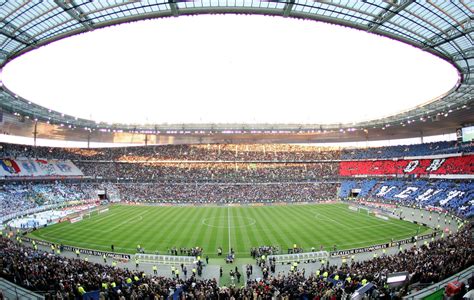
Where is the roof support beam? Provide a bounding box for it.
[169,0,179,17]
[54,0,94,31]
[428,24,473,48]
[0,20,37,45]
[283,0,295,17]
[428,0,465,30]
[368,0,414,32]
[0,28,29,45]
[0,1,29,24]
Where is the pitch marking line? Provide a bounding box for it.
[313,212,348,228]
[228,206,231,253]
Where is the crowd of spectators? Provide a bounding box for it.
[2,140,471,162]
[77,161,339,182]
[1,225,471,299]
[0,236,219,299]
[340,140,474,159]
[0,143,340,162]
[0,182,101,218]
[116,182,338,204]
[0,182,122,220]
[250,225,473,299]
[250,246,280,258]
[340,179,474,217]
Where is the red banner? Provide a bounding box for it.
[340,155,474,176]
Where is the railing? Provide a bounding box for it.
[135,253,196,265]
[267,251,329,264]
[0,278,44,300]
[403,265,474,299]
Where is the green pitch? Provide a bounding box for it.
[29,203,427,257]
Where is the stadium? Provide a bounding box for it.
[0,1,473,300]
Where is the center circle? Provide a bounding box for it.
[202,216,256,228]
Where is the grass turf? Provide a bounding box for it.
[28,203,428,257]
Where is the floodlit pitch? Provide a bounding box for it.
[29,203,427,257]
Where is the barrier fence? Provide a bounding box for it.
[135,253,196,265]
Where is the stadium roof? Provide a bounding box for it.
[0,0,472,135]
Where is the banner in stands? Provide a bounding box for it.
[340,155,474,176]
[0,159,83,177]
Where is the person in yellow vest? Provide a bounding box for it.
[51,245,55,253]
[75,249,80,258]
[56,249,60,255]
[362,278,367,285]
[133,275,139,282]
[192,268,197,276]
[323,271,328,279]
[351,255,355,262]
[126,277,132,285]
[290,265,294,272]
[261,255,265,261]
[112,261,117,267]
[0,230,2,237]
[171,266,176,275]
[293,243,297,249]
[101,282,108,290]
[382,249,386,256]
[293,262,298,271]
[142,273,146,278]
[34,244,38,251]
[110,282,116,289]
[175,269,180,279]
[342,258,347,265]
[152,265,157,275]
[77,284,86,295]
[334,274,339,281]
[32,240,35,246]
[346,276,351,283]
[399,246,403,252]
[316,270,320,276]
[373,252,377,259]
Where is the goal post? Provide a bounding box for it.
[358,207,371,215]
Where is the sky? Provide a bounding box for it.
[1,14,459,125]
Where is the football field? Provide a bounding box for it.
[29,203,427,257]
